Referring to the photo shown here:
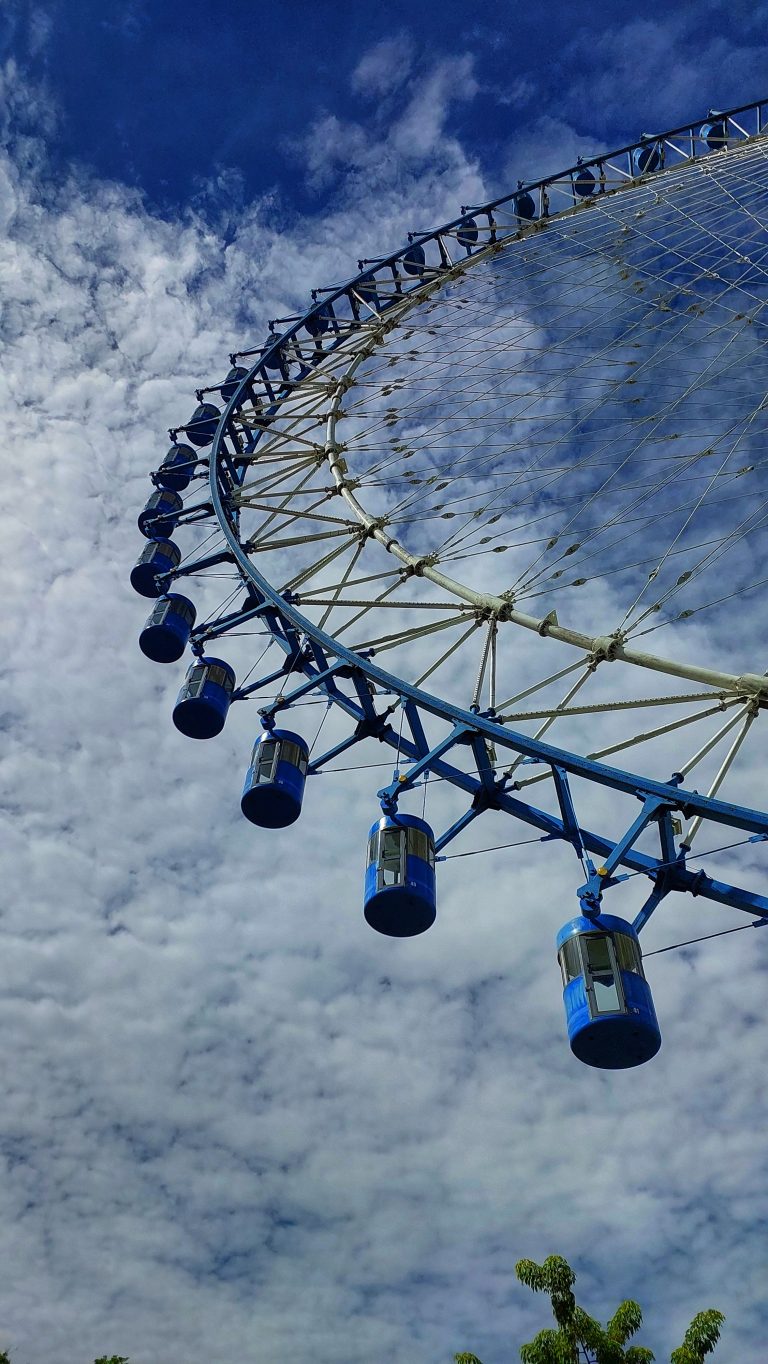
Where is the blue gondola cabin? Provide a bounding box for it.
[186,403,220,448]
[156,444,196,492]
[220,366,248,402]
[457,217,478,251]
[402,243,426,276]
[305,303,333,338]
[138,489,182,539]
[364,814,436,938]
[130,539,181,598]
[263,336,287,370]
[632,138,662,175]
[574,161,596,197]
[139,594,196,663]
[172,657,235,739]
[701,118,727,151]
[241,730,309,828]
[514,185,536,219]
[556,914,661,1069]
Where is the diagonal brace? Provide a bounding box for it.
[195,597,273,645]
[579,794,671,910]
[434,805,485,853]
[259,659,349,718]
[633,882,674,934]
[377,724,469,802]
[552,766,594,872]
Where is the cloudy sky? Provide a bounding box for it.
[2,3,768,1362]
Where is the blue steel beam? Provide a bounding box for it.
[259,659,348,716]
[193,596,273,644]
[633,884,673,934]
[552,766,592,867]
[234,665,292,702]
[590,797,669,883]
[206,526,768,842]
[377,724,470,801]
[404,700,431,758]
[578,796,670,909]
[220,599,768,918]
[434,806,485,854]
[469,734,498,795]
[307,732,363,774]
[193,573,768,918]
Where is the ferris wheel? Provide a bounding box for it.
[132,100,768,1069]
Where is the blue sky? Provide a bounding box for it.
[2,3,768,1363]
[6,0,768,216]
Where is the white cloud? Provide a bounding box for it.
[501,114,612,192]
[27,5,53,56]
[0,51,767,1364]
[562,14,768,134]
[295,52,481,194]
[351,34,413,97]
[298,114,372,190]
[391,54,478,160]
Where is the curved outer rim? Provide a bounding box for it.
[200,99,768,848]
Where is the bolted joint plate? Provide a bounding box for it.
[590,634,625,662]
[736,673,768,701]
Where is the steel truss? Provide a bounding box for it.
[148,97,768,934]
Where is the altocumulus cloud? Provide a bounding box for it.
[0,48,767,1364]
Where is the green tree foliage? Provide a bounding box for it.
[454,1255,724,1364]
[669,1312,725,1364]
[0,1355,126,1364]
